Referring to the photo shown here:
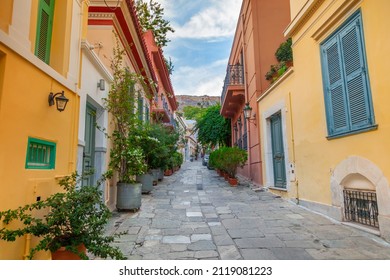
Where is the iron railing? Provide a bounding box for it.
[343,189,379,228]
[221,64,244,105]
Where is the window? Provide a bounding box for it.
[26,138,56,169]
[35,0,55,63]
[320,11,375,138]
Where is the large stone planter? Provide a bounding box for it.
[158,168,164,181]
[150,169,159,185]
[136,173,154,194]
[116,182,142,211]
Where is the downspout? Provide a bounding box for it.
[288,91,299,203]
[240,11,251,180]
[23,234,31,260]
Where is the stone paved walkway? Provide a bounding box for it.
[104,160,390,260]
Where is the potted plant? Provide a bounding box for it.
[0,173,125,260]
[219,147,248,186]
[103,38,149,211]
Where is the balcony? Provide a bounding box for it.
[220,64,245,118]
[152,94,172,123]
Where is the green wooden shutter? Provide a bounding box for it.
[340,16,372,130]
[138,94,144,121]
[322,37,349,135]
[35,0,55,63]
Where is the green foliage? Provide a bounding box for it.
[265,38,293,83]
[182,105,206,121]
[0,173,125,260]
[196,104,231,147]
[165,56,174,75]
[209,147,247,178]
[103,35,149,183]
[275,38,293,63]
[144,123,179,170]
[135,0,175,48]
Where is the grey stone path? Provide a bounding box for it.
[104,160,390,260]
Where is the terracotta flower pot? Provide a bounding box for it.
[223,173,229,180]
[228,177,238,186]
[51,244,86,260]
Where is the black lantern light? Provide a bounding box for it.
[243,102,256,126]
[48,91,69,112]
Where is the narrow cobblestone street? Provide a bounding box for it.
[104,160,390,260]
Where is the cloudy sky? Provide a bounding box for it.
[155,0,242,96]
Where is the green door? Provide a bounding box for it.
[83,105,96,186]
[270,112,286,188]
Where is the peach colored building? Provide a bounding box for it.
[220,0,291,186]
[144,30,178,128]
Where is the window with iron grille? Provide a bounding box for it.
[320,11,376,138]
[343,189,378,228]
[25,137,56,169]
[35,0,55,64]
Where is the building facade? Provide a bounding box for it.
[0,0,84,259]
[220,0,291,186]
[258,0,390,241]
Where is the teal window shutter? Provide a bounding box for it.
[321,11,375,138]
[35,0,55,63]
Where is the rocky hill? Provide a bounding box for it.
[175,95,220,112]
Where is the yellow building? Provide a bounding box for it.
[0,0,85,259]
[258,0,390,241]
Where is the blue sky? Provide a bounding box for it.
[155,0,242,96]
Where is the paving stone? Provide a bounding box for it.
[188,240,217,251]
[234,237,285,249]
[151,219,181,229]
[241,249,277,260]
[164,251,195,259]
[162,236,191,244]
[228,228,264,239]
[217,245,242,260]
[170,244,188,252]
[270,248,314,260]
[186,212,203,217]
[191,234,212,242]
[214,235,235,246]
[194,250,219,259]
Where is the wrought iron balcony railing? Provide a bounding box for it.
[221,64,244,105]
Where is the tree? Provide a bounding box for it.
[182,105,206,121]
[135,0,175,48]
[195,104,231,147]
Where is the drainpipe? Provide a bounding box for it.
[23,234,31,260]
[240,12,251,181]
[288,91,299,204]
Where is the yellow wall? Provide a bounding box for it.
[0,0,13,33]
[287,0,390,206]
[0,44,79,259]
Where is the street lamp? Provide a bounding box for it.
[243,102,256,126]
[48,91,69,112]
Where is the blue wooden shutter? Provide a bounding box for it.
[340,15,372,130]
[35,0,55,63]
[322,37,349,135]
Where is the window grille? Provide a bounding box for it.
[343,189,378,228]
[26,138,56,169]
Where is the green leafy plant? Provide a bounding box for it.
[0,173,125,260]
[195,104,231,147]
[135,0,175,48]
[275,38,293,63]
[103,35,149,183]
[265,38,293,83]
[210,147,247,178]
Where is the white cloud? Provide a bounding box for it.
[171,59,227,96]
[175,1,240,39]
[157,0,241,40]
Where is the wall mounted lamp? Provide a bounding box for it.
[243,102,257,126]
[97,79,105,91]
[48,91,69,112]
[237,117,242,126]
[233,124,238,132]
